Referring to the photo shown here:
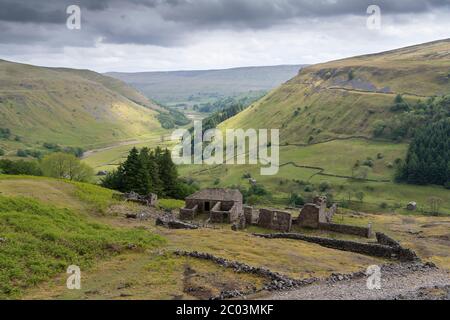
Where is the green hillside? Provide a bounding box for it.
[177,40,450,215]
[220,39,450,144]
[0,59,166,154]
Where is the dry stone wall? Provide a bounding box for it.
[318,222,373,238]
[254,233,419,262]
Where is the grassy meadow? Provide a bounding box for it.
[178,138,450,215]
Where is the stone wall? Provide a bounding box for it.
[244,206,259,225]
[258,209,292,232]
[210,201,240,223]
[376,232,401,247]
[296,204,322,228]
[254,233,419,262]
[297,196,336,228]
[179,204,198,221]
[318,222,373,238]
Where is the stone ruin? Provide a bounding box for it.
[114,191,158,207]
[156,216,198,230]
[296,196,335,228]
[179,188,244,224]
[296,196,372,238]
[258,209,293,232]
[177,191,371,237]
[244,206,292,233]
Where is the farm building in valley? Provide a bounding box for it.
[180,188,243,223]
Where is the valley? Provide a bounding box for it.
[1,39,449,301]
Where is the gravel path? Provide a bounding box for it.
[264,264,450,300]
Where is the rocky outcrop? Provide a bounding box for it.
[117,191,158,207]
[156,217,198,230]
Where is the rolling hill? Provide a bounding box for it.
[174,39,450,215]
[220,39,450,144]
[106,65,305,106]
[0,59,166,153]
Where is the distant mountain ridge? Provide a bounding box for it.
[106,65,305,106]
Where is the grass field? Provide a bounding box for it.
[178,138,450,215]
[0,177,165,298]
[0,175,389,299]
[81,132,173,172]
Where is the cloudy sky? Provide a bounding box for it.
[1,0,449,72]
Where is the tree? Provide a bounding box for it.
[101,147,184,199]
[355,191,365,203]
[121,147,141,192]
[353,165,370,180]
[397,119,450,186]
[156,148,179,197]
[40,153,93,182]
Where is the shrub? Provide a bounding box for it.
[353,166,371,180]
[16,149,27,157]
[362,159,374,168]
[0,159,42,176]
[304,185,314,192]
[246,195,261,206]
[379,202,389,209]
[319,181,331,192]
[348,69,355,81]
[0,128,11,139]
[0,195,163,298]
[288,193,305,207]
[390,95,410,112]
[41,153,94,182]
[0,148,4,156]
[242,172,252,179]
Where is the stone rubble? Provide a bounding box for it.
[174,250,440,300]
[156,216,199,230]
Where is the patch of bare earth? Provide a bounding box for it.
[261,264,450,300]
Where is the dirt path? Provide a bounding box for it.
[263,265,450,300]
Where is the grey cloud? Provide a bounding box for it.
[0,0,448,47]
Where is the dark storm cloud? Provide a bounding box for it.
[0,0,448,46]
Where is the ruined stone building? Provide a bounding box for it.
[258,209,292,232]
[296,196,336,228]
[180,188,243,223]
[296,196,372,238]
[244,206,292,232]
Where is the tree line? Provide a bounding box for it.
[101,147,197,199]
[396,118,450,187]
[0,152,93,182]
